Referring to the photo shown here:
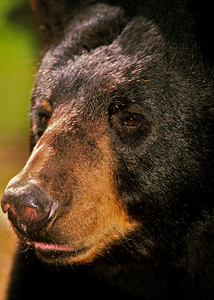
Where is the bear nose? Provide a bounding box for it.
[1,183,59,234]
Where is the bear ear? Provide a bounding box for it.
[31,0,71,35]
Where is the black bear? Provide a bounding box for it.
[1,0,214,299]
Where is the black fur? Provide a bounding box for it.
[2,0,214,299]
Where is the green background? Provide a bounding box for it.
[0,0,40,195]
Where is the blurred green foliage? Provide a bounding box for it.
[0,0,41,196]
[0,0,40,143]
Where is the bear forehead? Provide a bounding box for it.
[35,48,145,102]
[32,15,162,109]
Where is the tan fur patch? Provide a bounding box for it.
[49,133,138,264]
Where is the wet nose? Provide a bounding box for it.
[1,183,59,234]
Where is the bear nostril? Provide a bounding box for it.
[2,202,11,213]
[2,203,17,219]
[21,206,39,223]
[2,202,39,224]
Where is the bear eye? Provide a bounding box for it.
[122,115,141,127]
[108,103,151,143]
[41,115,50,126]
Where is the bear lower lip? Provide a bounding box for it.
[33,242,86,260]
[34,242,75,252]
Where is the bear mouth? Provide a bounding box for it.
[34,242,87,260]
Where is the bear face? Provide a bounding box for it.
[1,0,214,271]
